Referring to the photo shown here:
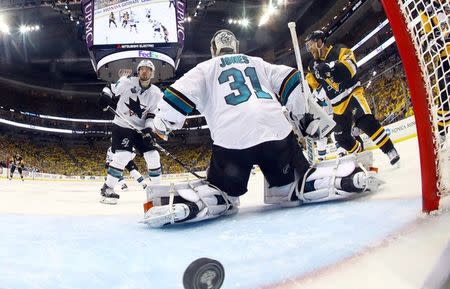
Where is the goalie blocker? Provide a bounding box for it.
[141,151,381,228]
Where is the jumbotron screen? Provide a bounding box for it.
[93,0,178,45]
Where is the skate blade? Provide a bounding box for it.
[100,197,118,205]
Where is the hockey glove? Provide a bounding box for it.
[314,62,333,80]
[141,128,156,144]
[299,113,320,140]
[98,86,118,111]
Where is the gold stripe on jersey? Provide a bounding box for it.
[338,48,358,77]
[377,135,390,148]
[330,84,363,115]
[352,87,371,114]
[324,78,340,92]
[332,96,352,115]
[320,45,333,61]
[348,141,362,153]
[370,127,384,141]
[306,72,321,91]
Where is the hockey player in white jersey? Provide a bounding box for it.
[143,29,381,227]
[99,59,163,204]
[105,147,147,191]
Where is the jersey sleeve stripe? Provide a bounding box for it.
[163,88,195,115]
[169,87,196,108]
[279,69,300,105]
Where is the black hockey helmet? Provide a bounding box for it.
[305,30,327,43]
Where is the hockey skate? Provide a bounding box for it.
[100,184,120,205]
[141,203,190,228]
[387,148,400,166]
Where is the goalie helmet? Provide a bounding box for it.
[137,59,155,78]
[210,29,239,57]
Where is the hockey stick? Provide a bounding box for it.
[287,22,315,163]
[287,22,336,164]
[107,106,204,179]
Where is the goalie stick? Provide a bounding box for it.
[107,106,204,179]
[287,22,336,163]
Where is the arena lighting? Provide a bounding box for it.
[258,2,279,26]
[17,110,201,123]
[19,25,28,33]
[268,4,277,15]
[0,116,207,133]
[0,118,79,134]
[19,24,40,34]
[357,36,395,67]
[37,114,112,123]
[0,23,10,34]
[351,19,389,51]
[258,14,270,26]
[241,18,250,27]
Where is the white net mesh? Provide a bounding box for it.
[397,0,450,197]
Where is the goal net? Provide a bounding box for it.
[381,0,449,212]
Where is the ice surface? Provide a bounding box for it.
[0,138,449,289]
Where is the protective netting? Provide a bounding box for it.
[398,0,449,197]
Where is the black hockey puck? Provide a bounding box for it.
[183,258,225,289]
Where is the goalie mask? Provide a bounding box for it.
[210,29,239,57]
[137,59,155,79]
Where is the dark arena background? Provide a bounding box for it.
[0,0,449,288]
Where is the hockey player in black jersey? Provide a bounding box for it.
[9,153,24,181]
[304,30,400,165]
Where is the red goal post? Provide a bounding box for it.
[380,0,449,212]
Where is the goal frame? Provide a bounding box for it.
[380,0,440,213]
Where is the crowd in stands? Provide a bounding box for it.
[365,61,414,124]
[0,134,212,176]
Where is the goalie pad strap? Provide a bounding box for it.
[146,180,235,223]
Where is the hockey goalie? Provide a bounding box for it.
[141,29,382,228]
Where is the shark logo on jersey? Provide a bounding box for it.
[125,96,146,118]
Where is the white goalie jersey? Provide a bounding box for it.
[111,76,163,130]
[157,54,305,149]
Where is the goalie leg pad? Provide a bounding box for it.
[142,180,238,227]
[296,152,381,203]
[263,176,300,206]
